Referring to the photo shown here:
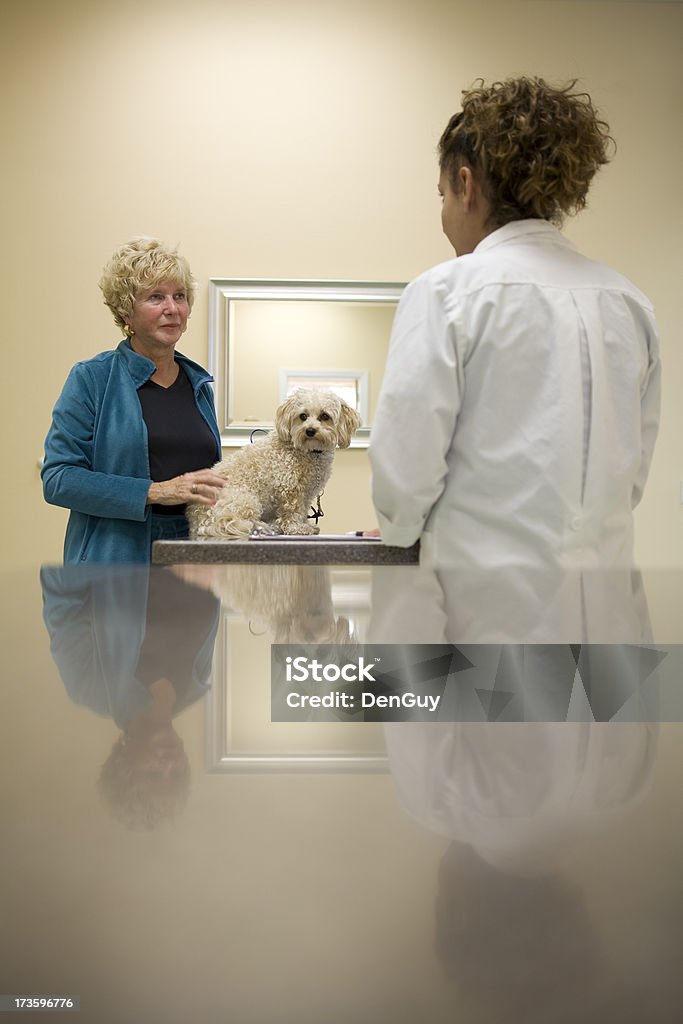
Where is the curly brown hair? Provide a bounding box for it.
[438,77,615,227]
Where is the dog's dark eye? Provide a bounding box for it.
[299,413,307,421]
[320,412,330,421]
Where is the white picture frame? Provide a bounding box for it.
[279,368,369,422]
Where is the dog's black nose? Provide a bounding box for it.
[305,428,317,437]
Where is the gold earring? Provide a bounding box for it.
[124,324,135,337]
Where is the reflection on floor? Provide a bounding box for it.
[1,564,681,1022]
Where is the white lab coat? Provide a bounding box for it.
[370,220,660,569]
[384,720,657,873]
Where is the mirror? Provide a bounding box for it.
[208,279,405,447]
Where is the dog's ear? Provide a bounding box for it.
[275,395,297,444]
[336,401,362,448]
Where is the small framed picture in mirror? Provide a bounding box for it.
[280,368,369,422]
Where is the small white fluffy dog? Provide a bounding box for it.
[208,565,354,644]
[187,388,361,540]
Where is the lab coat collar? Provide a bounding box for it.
[474,218,577,255]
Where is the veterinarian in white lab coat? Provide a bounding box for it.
[369,77,660,569]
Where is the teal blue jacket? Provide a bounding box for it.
[42,340,222,564]
[41,565,219,727]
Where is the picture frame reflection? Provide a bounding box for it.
[205,567,387,773]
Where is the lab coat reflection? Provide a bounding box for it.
[369,564,660,1022]
[368,560,661,851]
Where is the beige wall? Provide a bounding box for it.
[2,0,681,567]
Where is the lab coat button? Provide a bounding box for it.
[570,516,582,531]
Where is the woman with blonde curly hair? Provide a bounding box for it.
[43,237,225,562]
[370,77,660,570]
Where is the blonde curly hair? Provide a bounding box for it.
[99,236,196,332]
[97,734,191,831]
[438,77,615,227]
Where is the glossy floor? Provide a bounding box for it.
[2,565,682,1023]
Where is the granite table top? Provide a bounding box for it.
[152,537,420,565]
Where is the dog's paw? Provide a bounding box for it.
[277,522,319,536]
[251,522,281,537]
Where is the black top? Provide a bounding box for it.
[138,365,219,515]
[136,567,219,689]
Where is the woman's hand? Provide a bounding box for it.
[147,470,226,507]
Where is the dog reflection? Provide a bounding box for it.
[209,564,353,644]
